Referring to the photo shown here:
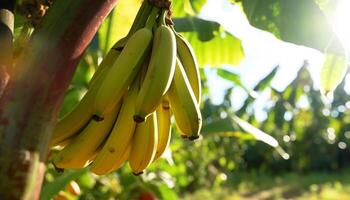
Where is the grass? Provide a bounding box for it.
[183,169,350,200]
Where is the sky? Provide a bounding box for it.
[197,0,350,120]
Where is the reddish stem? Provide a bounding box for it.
[0,0,118,199]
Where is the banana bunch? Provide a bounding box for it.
[50,0,202,175]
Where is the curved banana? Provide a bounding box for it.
[93,28,153,118]
[153,99,172,161]
[90,80,139,175]
[88,37,127,88]
[50,43,122,146]
[167,58,202,140]
[50,88,95,147]
[52,102,122,169]
[129,112,158,175]
[111,141,132,172]
[134,25,176,122]
[174,32,201,103]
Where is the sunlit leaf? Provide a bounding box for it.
[98,0,141,54]
[189,0,207,13]
[232,115,279,147]
[202,118,237,134]
[237,66,279,115]
[187,31,244,67]
[320,53,348,98]
[173,17,220,41]
[217,68,256,96]
[235,0,342,52]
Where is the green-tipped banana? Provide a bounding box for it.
[174,32,201,103]
[134,25,176,122]
[154,98,172,161]
[93,7,160,118]
[52,102,122,169]
[167,59,202,140]
[91,80,139,175]
[129,112,158,175]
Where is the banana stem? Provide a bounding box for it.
[127,1,152,36]
[159,9,167,26]
[145,7,160,30]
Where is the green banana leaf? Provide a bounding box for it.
[320,53,348,97]
[40,168,88,200]
[98,0,141,54]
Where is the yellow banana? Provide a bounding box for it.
[51,88,94,147]
[134,25,176,122]
[153,98,172,161]
[52,102,122,169]
[51,136,75,150]
[167,58,202,140]
[50,41,123,146]
[90,80,139,175]
[93,24,155,118]
[129,112,158,175]
[88,37,127,88]
[174,32,201,103]
[110,141,132,172]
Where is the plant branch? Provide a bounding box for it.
[0,0,118,199]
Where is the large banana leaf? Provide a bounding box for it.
[234,0,343,54]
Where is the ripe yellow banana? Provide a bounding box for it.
[111,141,132,172]
[153,98,172,161]
[50,89,94,147]
[174,32,201,103]
[93,19,156,118]
[52,102,122,169]
[88,37,127,88]
[129,112,158,175]
[50,41,123,146]
[167,58,202,140]
[90,80,139,175]
[134,25,176,122]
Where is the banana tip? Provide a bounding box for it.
[132,171,144,176]
[188,135,200,141]
[52,162,64,173]
[180,135,188,139]
[133,115,145,123]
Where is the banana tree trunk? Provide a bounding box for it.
[0,0,118,199]
[0,0,14,97]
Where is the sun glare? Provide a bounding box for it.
[333,0,350,52]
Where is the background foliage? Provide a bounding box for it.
[16,0,348,199]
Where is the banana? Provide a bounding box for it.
[134,24,176,122]
[50,40,123,146]
[88,37,127,89]
[110,141,132,172]
[52,102,122,169]
[129,112,158,175]
[174,32,201,103]
[167,58,202,140]
[153,98,172,161]
[93,27,153,118]
[90,80,139,175]
[50,89,94,147]
[51,136,75,150]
